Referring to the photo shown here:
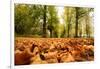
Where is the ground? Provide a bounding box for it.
[15,37,94,65]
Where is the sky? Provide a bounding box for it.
[56,6,64,24]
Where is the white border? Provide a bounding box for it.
[11,0,14,69]
[14,0,95,8]
[0,0,10,69]
[11,0,96,69]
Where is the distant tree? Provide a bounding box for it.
[15,4,33,35]
[42,5,47,37]
[15,4,94,38]
[75,7,79,37]
[64,7,75,37]
[47,6,59,38]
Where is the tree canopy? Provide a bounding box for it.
[15,4,94,38]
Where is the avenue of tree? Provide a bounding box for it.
[15,4,94,38]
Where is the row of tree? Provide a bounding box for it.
[15,4,94,38]
[63,7,94,38]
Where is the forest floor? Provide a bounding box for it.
[15,37,94,65]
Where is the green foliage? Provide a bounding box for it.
[47,6,59,37]
[14,4,94,38]
[15,4,33,34]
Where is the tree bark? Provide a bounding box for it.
[75,7,79,38]
[50,29,53,38]
[43,5,47,37]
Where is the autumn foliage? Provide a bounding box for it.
[15,37,94,65]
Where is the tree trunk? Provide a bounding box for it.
[67,8,70,37]
[43,5,47,37]
[50,29,53,38]
[85,9,90,38]
[75,7,79,38]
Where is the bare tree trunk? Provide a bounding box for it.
[79,30,82,37]
[66,8,72,37]
[68,17,72,37]
[86,17,88,38]
[75,7,79,38]
[79,22,82,37]
[85,9,90,38]
[50,29,53,38]
[43,5,47,37]
[67,8,70,37]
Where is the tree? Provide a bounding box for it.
[43,5,47,37]
[75,7,79,37]
[15,4,94,38]
[47,6,59,38]
[15,4,33,35]
[64,7,75,37]
[30,5,44,36]
[78,8,94,38]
